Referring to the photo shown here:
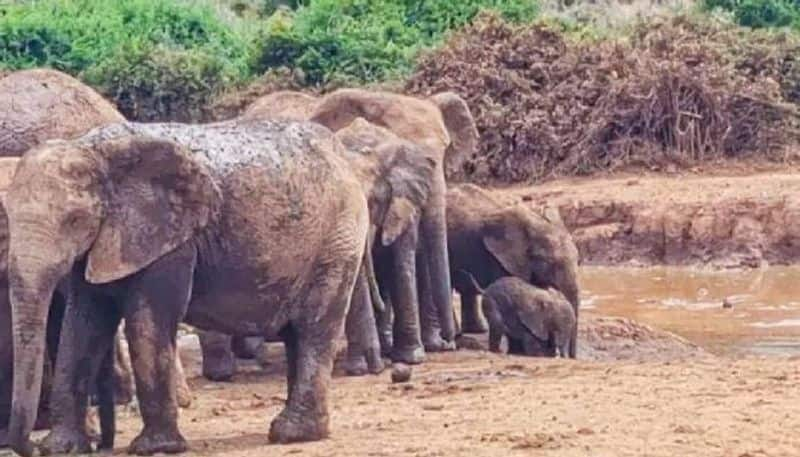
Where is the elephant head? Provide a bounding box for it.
[4,129,220,456]
[335,118,436,248]
[481,205,580,357]
[310,89,478,344]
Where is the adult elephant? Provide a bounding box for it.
[4,119,368,456]
[333,118,436,374]
[446,184,581,358]
[0,159,190,452]
[0,69,124,157]
[0,71,191,449]
[244,88,480,357]
[0,158,124,450]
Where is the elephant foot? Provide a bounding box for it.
[342,356,369,376]
[268,409,329,444]
[460,318,489,334]
[39,428,92,456]
[0,427,7,447]
[365,348,385,374]
[342,349,385,376]
[378,332,393,357]
[128,426,187,456]
[202,357,236,382]
[232,336,263,360]
[422,333,456,353]
[390,345,425,365]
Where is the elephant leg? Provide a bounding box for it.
[389,229,425,364]
[96,345,117,450]
[343,267,384,376]
[507,338,525,355]
[376,301,393,357]
[418,252,455,352]
[460,293,488,334]
[123,247,194,456]
[269,254,358,444]
[232,336,263,360]
[488,325,503,353]
[113,331,135,405]
[174,349,192,408]
[419,180,457,343]
[198,330,236,382]
[40,288,121,456]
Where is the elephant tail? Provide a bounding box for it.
[364,225,386,314]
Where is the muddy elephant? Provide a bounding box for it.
[4,119,368,457]
[0,158,122,450]
[333,118,437,374]
[0,69,124,157]
[244,88,480,358]
[470,276,576,357]
[446,184,580,357]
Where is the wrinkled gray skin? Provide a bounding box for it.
[446,184,580,358]
[196,331,265,382]
[476,277,576,357]
[334,118,437,375]
[198,116,437,378]
[5,119,368,457]
[243,89,480,362]
[0,158,129,452]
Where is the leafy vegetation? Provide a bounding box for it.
[703,0,800,29]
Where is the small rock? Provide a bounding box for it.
[391,363,412,383]
[722,297,734,309]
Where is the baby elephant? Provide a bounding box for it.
[478,276,576,357]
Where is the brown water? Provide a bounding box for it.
[580,266,800,356]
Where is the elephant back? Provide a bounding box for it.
[0,69,124,157]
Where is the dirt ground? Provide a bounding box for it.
[103,329,800,457]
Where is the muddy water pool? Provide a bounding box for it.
[580,266,800,356]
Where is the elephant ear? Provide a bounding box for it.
[86,136,220,284]
[429,92,479,176]
[379,142,436,246]
[517,300,549,342]
[482,211,533,281]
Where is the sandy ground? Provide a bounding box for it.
[87,320,796,457]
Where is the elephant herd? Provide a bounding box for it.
[0,69,581,456]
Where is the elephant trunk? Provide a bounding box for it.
[421,185,456,342]
[7,246,69,457]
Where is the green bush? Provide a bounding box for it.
[0,0,255,120]
[84,42,240,122]
[703,0,800,29]
[253,0,539,85]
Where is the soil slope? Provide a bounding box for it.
[503,168,800,267]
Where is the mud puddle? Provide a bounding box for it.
[581,266,800,356]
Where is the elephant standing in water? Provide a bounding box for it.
[4,119,368,456]
[242,88,480,360]
[446,184,581,357]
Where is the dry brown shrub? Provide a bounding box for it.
[406,13,800,184]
